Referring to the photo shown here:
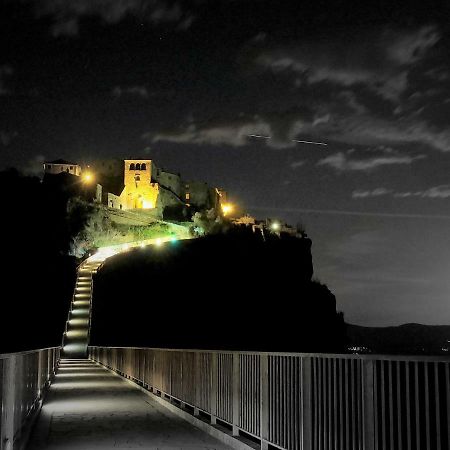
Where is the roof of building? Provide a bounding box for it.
[46,159,79,165]
[124,158,152,162]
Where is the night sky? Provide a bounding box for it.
[2,0,450,326]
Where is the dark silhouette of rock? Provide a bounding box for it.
[91,228,346,352]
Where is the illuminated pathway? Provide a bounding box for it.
[27,359,234,450]
[61,260,102,358]
[62,236,184,358]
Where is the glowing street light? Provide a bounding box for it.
[221,202,234,216]
[271,222,280,231]
[82,172,94,183]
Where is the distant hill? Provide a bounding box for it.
[346,323,450,355]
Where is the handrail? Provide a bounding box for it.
[0,347,60,450]
[89,345,450,450]
[88,345,450,362]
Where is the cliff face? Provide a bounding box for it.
[90,229,345,352]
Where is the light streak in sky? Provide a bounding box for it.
[248,134,328,146]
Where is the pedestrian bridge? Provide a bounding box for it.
[1,240,449,450]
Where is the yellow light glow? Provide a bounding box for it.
[271,222,280,231]
[155,238,163,247]
[142,200,154,209]
[222,203,234,216]
[82,172,94,183]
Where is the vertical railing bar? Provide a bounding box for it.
[345,359,350,450]
[381,361,386,450]
[318,358,323,450]
[314,358,318,450]
[232,353,239,436]
[362,360,375,450]
[424,362,430,450]
[445,363,450,450]
[283,357,287,449]
[294,358,298,450]
[329,358,333,450]
[405,362,411,450]
[351,359,356,450]
[287,357,291,450]
[373,361,378,450]
[276,356,279,446]
[333,358,338,450]
[414,361,420,450]
[301,357,312,450]
[339,358,344,450]
[356,360,361,450]
[261,354,269,450]
[388,361,394,450]
[396,361,403,450]
[434,362,441,450]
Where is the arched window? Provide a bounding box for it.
[141,163,146,171]
[130,163,135,170]
[135,163,141,171]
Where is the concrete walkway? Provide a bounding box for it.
[27,360,234,450]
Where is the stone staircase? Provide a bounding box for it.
[61,259,103,358]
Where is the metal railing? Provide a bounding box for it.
[89,346,450,450]
[0,347,60,450]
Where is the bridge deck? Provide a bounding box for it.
[27,360,234,450]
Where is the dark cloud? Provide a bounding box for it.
[255,26,440,101]
[317,151,425,172]
[29,0,196,36]
[112,85,149,99]
[353,185,450,199]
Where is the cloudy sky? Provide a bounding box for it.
[2,0,450,326]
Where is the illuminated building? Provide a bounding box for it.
[119,159,159,209]
[43,159,81,176]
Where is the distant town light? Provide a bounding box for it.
[155,238,163,247]
[271,222,280,231]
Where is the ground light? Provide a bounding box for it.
[155,238,163,247]
[271,222,280,231]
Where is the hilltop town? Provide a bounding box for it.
[43,157,228,221]
[42,157,302,239]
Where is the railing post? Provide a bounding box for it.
[260,354,269,450]
[301,357,312,450]
[2,355,18,450]
[232,353,240,436]
[210,353,217,425]
[362,360,375,450]
[194,352,200,416]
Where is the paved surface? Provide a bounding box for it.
[27,360,234,450]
